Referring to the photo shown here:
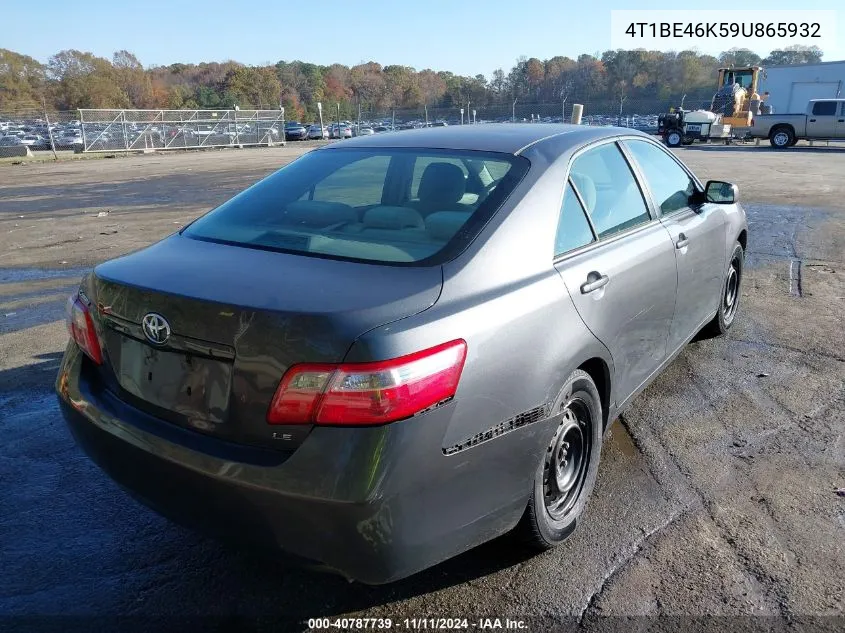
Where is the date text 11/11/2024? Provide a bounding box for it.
[306,618,528,630]
[624,21,821,39]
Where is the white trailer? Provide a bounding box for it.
[758,60,845,114]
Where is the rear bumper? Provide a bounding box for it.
[56,344,544,584]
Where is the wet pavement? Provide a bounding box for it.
[0,147,843,631]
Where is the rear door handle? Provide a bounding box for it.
[676,235,690,249]
[809,118,817,122]
[580,273,609,294]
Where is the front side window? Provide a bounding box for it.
[624,139,697,215]
[184,148,528,265]
[569,142,650,238]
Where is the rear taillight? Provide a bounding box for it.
[267,340,467,426]
[65,292,102,365]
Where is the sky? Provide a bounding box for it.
[4,0,844,77]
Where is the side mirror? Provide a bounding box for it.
[704,180,738,204]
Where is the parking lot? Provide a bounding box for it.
[1,143,843,630]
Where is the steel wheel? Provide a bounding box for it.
[543,398,593,521]
[666,131,682,147]
[723,252,742,325]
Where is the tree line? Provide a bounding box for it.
[0,45,823,119]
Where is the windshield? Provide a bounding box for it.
[184,147,529,265]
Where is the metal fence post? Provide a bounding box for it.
[43,104,58,160]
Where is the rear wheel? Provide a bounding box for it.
[703,242,744,336]
[769,126,795,148]
[517,369,602,549]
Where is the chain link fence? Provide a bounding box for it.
[1,98,686,157]
[78,109,286,152]
[313,98,694,134]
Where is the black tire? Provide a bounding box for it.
[703,242,744,337]
[517,369,603,549]
[769,126,795,149]
[664,130,682,148]
[681,136,695,146]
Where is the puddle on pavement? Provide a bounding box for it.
[0,267,89,334]
[0,267,90,283]
[742,203,830,267]
[606,418,643,459]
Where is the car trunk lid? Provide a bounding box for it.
[88,234,442,450]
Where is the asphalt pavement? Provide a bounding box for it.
[0,144,842,633]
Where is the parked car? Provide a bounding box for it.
[56,125,747,585]
[750,98,845,148]
[0,135,23,146]
[307,124,328,140]
[329,124,352,139]
[354,126,375,136]
[56,134,82,149]
[20,134,49,149]
[284,122,308,141]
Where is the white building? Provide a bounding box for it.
[758,60,845,114]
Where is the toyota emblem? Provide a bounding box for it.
[142,313,171,345]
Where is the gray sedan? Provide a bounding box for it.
[56,125,747,584]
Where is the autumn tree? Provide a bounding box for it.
[762,45,823,66]
[47,49,128,109]
[0,49,45,109]
[224,66,282,108]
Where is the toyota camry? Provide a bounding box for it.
[57,124,747,584]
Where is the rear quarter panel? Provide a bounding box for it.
[344,136,613,521]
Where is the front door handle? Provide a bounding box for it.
[581,272,609,294]
[676,233,690,249]
[809,118,817,122]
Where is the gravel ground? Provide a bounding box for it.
[0,141,842,632]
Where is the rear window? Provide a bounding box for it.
[183,148,529,265]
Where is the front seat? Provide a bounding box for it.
[415,162,466,217]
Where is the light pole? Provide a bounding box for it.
[512,98,517,122]
[460,108,464,125]
[317,102,324,138]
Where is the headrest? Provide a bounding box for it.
[282,200,357,227]
[363,206,425,230]
[425,211,471,241]
[570,172,597,214]
[417,162,466,209]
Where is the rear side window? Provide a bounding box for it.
[184,148,529,265]
[812,101,837,116]
[555,182,595,256]
[569,142,650,238]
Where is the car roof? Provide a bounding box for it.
[322,123,647,155]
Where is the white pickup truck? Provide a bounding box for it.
[750,99,845,148]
